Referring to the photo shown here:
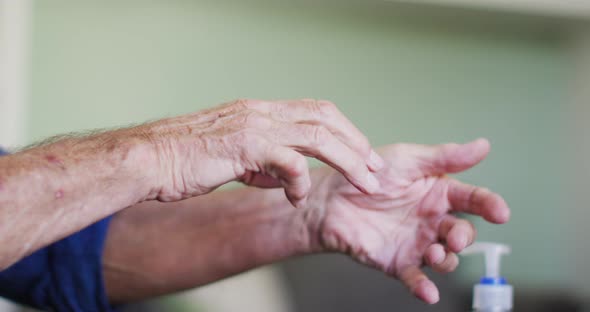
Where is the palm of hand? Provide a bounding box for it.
[312,140,510,303]
[320,167,445,276]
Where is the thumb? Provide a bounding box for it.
[418,138,491,177]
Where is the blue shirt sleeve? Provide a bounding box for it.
[0,148,116,311]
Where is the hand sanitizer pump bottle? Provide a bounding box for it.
[461,242,513,312]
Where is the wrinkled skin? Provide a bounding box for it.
[145,99,384,205]
[140,99,508,304]
[307,139,510,304]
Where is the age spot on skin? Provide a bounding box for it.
[55,190,64,199]
[45,154,66,170]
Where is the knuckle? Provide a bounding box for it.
[317,99,337,112]
[232,98,255,109]
[241,110,267,127]
[316,100,338,117]
[303,98,338,117]
[309,125,330,145]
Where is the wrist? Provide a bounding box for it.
[131,118,214,202]
[110,126,164,202]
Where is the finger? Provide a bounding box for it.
[447,179,510,224]
[399,266,440,304]
[433,252,459,274]
[424,243,446,266]
[438,216,476,253]
[262,145,312,208]
[245,99,385,171]
[418,138,491,176]
[272,122,380,194]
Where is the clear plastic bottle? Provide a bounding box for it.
[461,242,513,312]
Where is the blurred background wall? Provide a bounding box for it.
[2,0,589,311]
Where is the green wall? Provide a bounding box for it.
[30,0,570,290]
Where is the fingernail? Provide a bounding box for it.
[366,172,380,193]
[368,150,385,171]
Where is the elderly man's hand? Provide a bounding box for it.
[142,99,383,206]
[304,139,510,304]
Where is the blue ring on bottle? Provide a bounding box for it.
[479,277,507,285]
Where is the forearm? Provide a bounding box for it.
[103,173,328,304]
[0,128,155,269]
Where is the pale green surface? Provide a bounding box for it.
[30,0,570,290]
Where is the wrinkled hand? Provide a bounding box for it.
[306,139,510,304]
[143,99,384,205]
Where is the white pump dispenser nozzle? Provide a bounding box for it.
[461,242,510,279]
[461,242,513,311]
